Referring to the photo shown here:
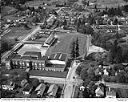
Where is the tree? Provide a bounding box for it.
[109,76,116,82]
[77,24,94,34]
[83,88,90,98]
[80,68,88,81]
[70,38,80,59]
[19,72,29,81]
[113,18,118,25]
[76,65,82,75]
[123,5,128,12]
[87,67,96,81]
[116,71,126,83]
[82,0,87,5]
[29,61,32,70]
[75,38,79,58]
[31,78,40,88]
[70,40,76,59]
[10,60,14,69]
[125,72,128,83]
[123,0,128,2]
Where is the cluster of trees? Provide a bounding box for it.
[67,0,78,6]
[82,0,89,6]
[76,60,128,85]
[70,38,79,59]
[74,17,94,34]
[123,5,128,12]
[108,39,128,63]
[101,6,123,17]
[92,29,128,63]
[1,0,32,6]
[72,2,85,12]
[76,61,101,82]
[103,64,128,83]
[1,40,12,54]
[123,0,128,2]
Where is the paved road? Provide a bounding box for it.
[1,25,41,62]
[64,61,83,98]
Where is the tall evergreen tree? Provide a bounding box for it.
[29,61,33,70]
[75,38,79,58]
[10,60,14,69]
[70,41,76,59]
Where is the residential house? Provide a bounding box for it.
[22,84,33,95]
[103,69,109,76]
[106,90,116,98]
[95,83,106,98]
[35,83,46,97]
[95,86,104,97]
[2,81,15,91]
[47,84,58,98]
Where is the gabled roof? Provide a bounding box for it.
[106,90,116,96]
[35,83,46,91]
[47,84,58,96]
[95,87,104,96]
[23,84,33,92]
[35,83,46,96]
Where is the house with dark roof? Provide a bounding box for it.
[22,84,33,95]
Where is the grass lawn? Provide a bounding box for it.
[46,32,87,58]
[30,70,68,78]
[2,27,32,46]
[4,69,68,78]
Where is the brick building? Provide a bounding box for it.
[9,51,68,72]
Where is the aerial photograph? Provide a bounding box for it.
[0,0,128,99]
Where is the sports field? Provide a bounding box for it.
[46,32,87,58]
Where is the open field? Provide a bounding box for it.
[2,27,32,45]
[46,32,87,57]
[4,69,68,78]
